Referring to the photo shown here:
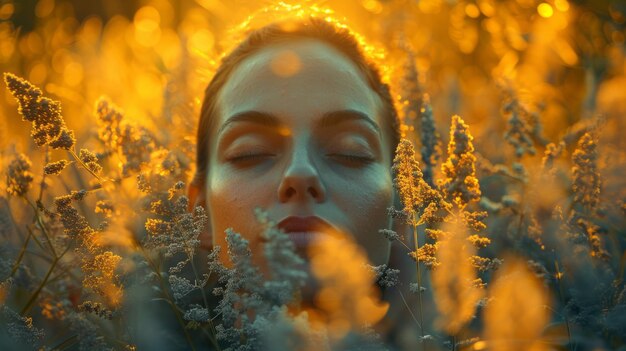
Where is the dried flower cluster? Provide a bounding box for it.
[500,85,538,158]
[392,138,448,227]
[54,191,123,307]
[3,73,75,150]
[95,97,156,177]
[439,115,481,208]
[6,153,34,197]
[419,94,441,187]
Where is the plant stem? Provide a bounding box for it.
[10,224,32,277]
[21,256,58,315]
[413,212,426,346]
[189,252,221,351]
[554,259,573,351]
[140,246,197,351]
[25,198,58,258]
[398,289,421,329]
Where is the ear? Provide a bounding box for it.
[187,180,213,251]
[187,180,206,211]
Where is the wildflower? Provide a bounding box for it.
[575,217,609,259]
[541,141,565,172]
[257,208,307,305]
[392,138,448,225]
[43,159,71,175]
[410,243,440,269]
[467,234,490,248]
[95,97,156,176]
[183,305,210,323]
[82,251,123,307]
[398,49,422,139]
[66,312,108,350]
[439,115,481,208]
[78,301,113,320]
[6,153,34,196]
[379,228,400,242]
[484,257,549,351]
[2,306,45,346]
[143,192,206,257]
[95,200,114,217]
[571,132,601,212]
[78,149,102,176]
[213,229,265,346]
[54,194,91,238]
[3,73,75,149]
[425,228,447,241]
[469,256,501,273]
[169,275,196,302]
[420,94,441,187]
[500,85,537,158]
[432,217,484,335]
[368,264,400,288]
[409,283,425,294]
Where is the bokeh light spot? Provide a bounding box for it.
[0,3,14,20]
[555,0,570,12]
[35,0,55,18]
[465,4,481,18]
[537,3,554,18]
[188,29,214,58]
[270,50,302,77]
[362,0,383,14]
[134,6,161,47]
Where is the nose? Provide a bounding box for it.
[277,146,326,203]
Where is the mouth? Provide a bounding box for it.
[276,216,336,249]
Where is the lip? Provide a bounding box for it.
[277,216,334,233]
[277,216,335,248]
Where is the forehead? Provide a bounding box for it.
[215,38,382,126]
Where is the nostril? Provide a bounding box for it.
[286,188,296,198]
[309,187,318,198]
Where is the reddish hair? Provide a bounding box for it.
[192,16,400,188]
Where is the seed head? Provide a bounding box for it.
[4,73,75,149]
[6,153,34,196]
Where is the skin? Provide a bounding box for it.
[192,38,395,267]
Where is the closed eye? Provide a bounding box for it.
[328,153,375,165]
[227,153,275,163]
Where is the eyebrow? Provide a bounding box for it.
[217,109,382,137]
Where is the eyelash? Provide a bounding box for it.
[228,153,275,163]
[329,154,375,164]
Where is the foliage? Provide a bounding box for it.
[1,1,625,350]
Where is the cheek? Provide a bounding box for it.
[206,168,273,246]
[332,169,393,265]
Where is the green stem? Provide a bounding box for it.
[189,253,221,350]
[554,259,573,351]
[69,149,104,183]
[140,246,197,351]
[413,212,426,347]
[25,198,58,258]
[21,256,58,315]
[10,225,32,277]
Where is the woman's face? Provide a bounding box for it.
[205,38,394,266]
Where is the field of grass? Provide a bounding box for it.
[1,1,625,350]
